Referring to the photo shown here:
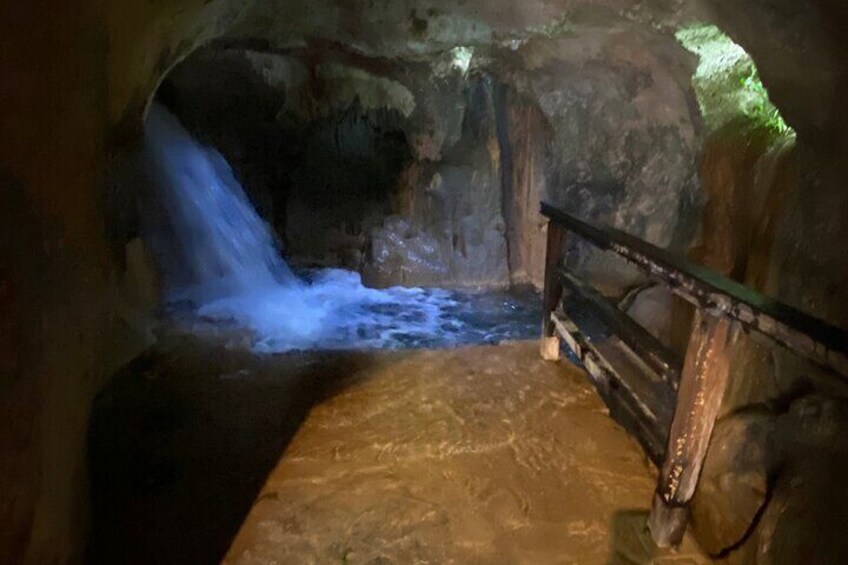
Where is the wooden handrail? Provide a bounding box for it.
[559,270,681,388]
[540,201,848,548]
[540,202,848,381]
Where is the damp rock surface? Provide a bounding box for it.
[223,342,708,564]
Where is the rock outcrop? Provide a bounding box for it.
[160,16,704,290]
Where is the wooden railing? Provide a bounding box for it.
[539,202,848,547]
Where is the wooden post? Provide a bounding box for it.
[648,309,739,546]
[540,221,565,361]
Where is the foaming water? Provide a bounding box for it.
[143,104,298,303]
[143,103,538,352]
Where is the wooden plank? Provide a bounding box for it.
[560,271,682,389]
[540,221,565,360]
[540,202,848,381]
[551,309,674,464]
[648,309,739,547]
[595,338,673,464]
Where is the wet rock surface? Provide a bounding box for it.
[674,118,848,564]
[689,412,776,557]
[223,342,708,564]
[754,395,848,564]
[160,16,705,292]
[88,337,709,564]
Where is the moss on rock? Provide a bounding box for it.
[676,24,790,134]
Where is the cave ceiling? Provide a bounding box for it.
[207,0,846,140]
[221,0,710,59]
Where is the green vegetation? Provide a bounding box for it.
[675,24,791,134]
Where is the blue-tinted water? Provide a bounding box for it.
[144,103,540,353]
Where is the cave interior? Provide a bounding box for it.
[2,1,848,564]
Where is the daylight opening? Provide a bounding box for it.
[675,23,792,134]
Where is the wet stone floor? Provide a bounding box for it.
[89,337,708,564]
[223,342,707,564]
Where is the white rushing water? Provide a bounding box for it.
[142,103,538,352]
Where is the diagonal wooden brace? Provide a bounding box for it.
[648,309,739,546]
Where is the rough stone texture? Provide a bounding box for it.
[670,121,802,406]
[688,122,792,280]
[210,0,709,295]
[689,412,776,557]
[496,29,703,246]
[361,78,512,288]
[627,284,676,350]
[162,22,704,291]
[107,0,258,140]
[163,49,512,288]
[223,342,709,564]
[702,0,847,145]
[754,394,848,564]
[675,111,848,563]
[690,394,848,564]
[0,1,254,562]
[495,25,704,295]
[503,99,551,286]
[5,0,848,562]
[227,0,709,60]
[698,0,848,333]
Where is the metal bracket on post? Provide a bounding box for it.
[648,309,739,547]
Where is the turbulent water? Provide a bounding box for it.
[143,103,538,352]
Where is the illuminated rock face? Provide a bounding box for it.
[158,23,704,291]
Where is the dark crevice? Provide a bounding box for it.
[491,79,518,283]
[708,466,780,560]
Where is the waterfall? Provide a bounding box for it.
[143,103,299,304]
[141,103,538,352]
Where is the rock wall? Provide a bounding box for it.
[0,1,254,562]
[3,0,848,562]
[680,120,848,564]
[630,92,848,565]
[161,47,512,288]
[501,97,551,286]
[678,2,848,561]
[494,29,704,293]
[161,24,704,291]
[0,13,706,560]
